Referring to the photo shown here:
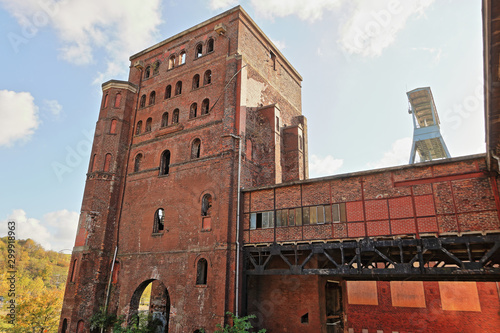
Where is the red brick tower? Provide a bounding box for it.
[60,6,306,332]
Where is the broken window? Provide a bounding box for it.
[207,38,214,53]
[135,121,142,135]
[191,138,201,159]
[195,43,203,58]
[179,51,186,65]
[168,55,175,69]
[161,112,169,127]
[165,85,172,99]
[201,193,212,216]
[153,208,165,233]
[134,153,142,172]
[192,74,200,89]
[175,81,182,95]
[160,150,170,176]
[153,61,160,75]
[201,98,210,115]
[103,153,112,172]
[250,211,274,229]
[145,118,152,132]
[149,91,156,105]
[114,93,121,108]
[172,109,179,124]
[196,258,208,285]
[145,66,151,79]
[139,94,146,108]
[204,70,212,85]
[300,313,309,324]
[103,94,109,108]
[190,103,198,118]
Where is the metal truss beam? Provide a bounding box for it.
[243,234,500,280]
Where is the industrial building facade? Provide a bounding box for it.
[60,4,500,333]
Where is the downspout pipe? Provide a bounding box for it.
[230,133,242,317]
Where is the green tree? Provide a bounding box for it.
[211,312,266,333]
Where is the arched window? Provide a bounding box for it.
[90,154,97,172]
[192,74,200,90]
[61,319,68,333]
[195,44,203,58]
[145,66,151,79]
[149,91,156,105]
[139,94,146,108]
[114,93,122,107]
[153,61,160,75]
[190,103,198,119]
[168,55,175,69]
[196,258,208,285]
[179,51,186,65]
[70,259,77,282]
[102,94,109,108]
[145,118,152,132]
[110,119,117,134]
[154,208,165,233]
[204,70,212,85]
[165,85,172,99]
[160,150,171,175]
[103,153,112,172]
[135,121,142,135]
[201,194,212,216]
[175,81,182,95]
[201,99,210,115]
[76,320,84,333]
[207,38,214,53]
[191,138,201,159]
[134,153,142,172]
[172,109,180,124]
[161,112,169,127]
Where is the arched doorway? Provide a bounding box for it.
[129,279,170,332]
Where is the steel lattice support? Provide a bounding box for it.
[243,234,500,279]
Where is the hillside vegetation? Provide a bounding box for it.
[0,238,70,332]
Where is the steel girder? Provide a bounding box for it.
[243,234,500,279]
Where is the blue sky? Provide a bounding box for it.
[0,0,484,251]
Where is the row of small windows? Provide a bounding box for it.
[135,99,210,135]
[143,38,214,79]
[250,203,347,229]
[133,140,201,174]
[102,92,122,109]
[90,153,112,172]
[139,70,212,108]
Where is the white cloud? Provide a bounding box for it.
[0,209,79,252]
[0,90,39,147]
[250,0,341,22]
[309,154,344,178]
[42,99,62,117]
[271,39,286,51]
[338,0,435,57]
[367,137,411,169]
[412,47,442,63]
[1,0,163,81]
[209,0,238,10]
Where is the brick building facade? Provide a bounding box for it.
[60,4,500,333]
